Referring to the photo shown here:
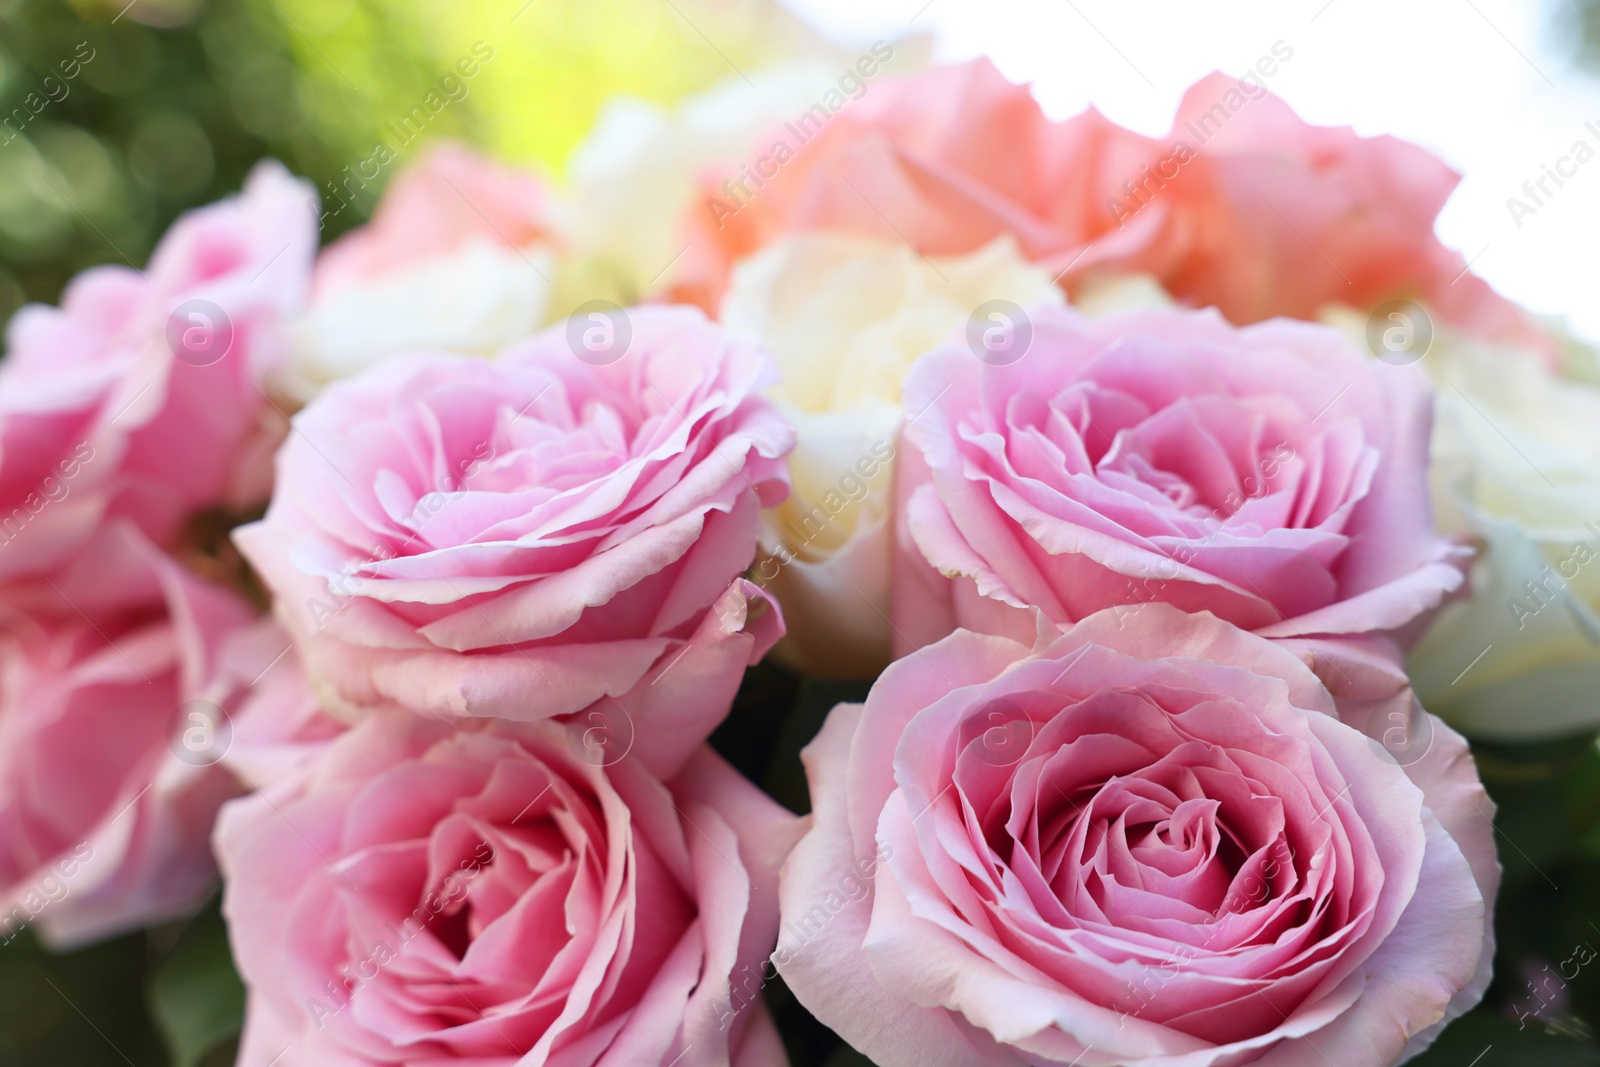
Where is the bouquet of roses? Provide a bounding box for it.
[4,50,1596,1067]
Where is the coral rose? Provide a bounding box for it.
[683,60,1545,352]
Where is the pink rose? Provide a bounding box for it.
[236,306,794,730]
[0,522,259,947]
[216,710,803,1067]
[0,161,316,585]
[682,60,1543,351]
[778,605,1498,1066]
[893,305,1466,657]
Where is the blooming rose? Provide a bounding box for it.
[893,304,1466,659]
[1382,323,1600,739]
[720,233,1060,677]
[217,709,803,1067]
[281,143,558,402]
[682,60,1545,352]
[236,306,794,728]
[0,522,259,947]
[0,161,316,584]
[778,604,1498,1067]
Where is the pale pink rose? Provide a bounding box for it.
[285,143,559,399]
[0,161,317,585]
[0,522,260,947]
[893,305,1466,657]
[216,710,803,1067]
[680,60,1544,352]
[778,605,1498,1067]
[236,306,794,729]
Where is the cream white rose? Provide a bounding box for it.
[283,238,553,402]
[720,233,1061,676]
[276,144,557,403]
[1410,328,1600,739]
[1320,305,1600,739]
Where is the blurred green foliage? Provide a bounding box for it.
[0,0,451,322]
[0,0,828,330]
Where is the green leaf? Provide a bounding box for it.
[147,898,245,1067]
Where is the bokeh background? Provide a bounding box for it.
[1,0,1599,1064]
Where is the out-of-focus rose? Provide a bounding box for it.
[0,161,316,583]
[1381,323,1600,739]
[236,306,794,732]
[217,709,802,1067]
[681,60,1546,353]
[563,56,918,312]
[720,233,1060,677]
[281,143,558,402]
[778,604,1498,1067]
[1097,72,1549,351]
[681,58,1141,309]
[0,523,259,947]
[893,304,1466,660]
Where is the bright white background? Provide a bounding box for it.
[781,0,1600,344]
